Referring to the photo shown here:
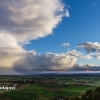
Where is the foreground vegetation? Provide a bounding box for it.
[0,75,100,100]
[0,84,94,100]
[50,87,100,100]
[1,86,100,100]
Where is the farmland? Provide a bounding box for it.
[0,75,100,100]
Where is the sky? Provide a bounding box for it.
[0,0,100,74]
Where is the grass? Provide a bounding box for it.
[22,85,54,98]
[39,84,94,96]
[0,84,94,100]
[2,90,36,100]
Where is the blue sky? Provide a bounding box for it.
[0,0,100,74]
[24,0,100,52]
[23,0,100,65]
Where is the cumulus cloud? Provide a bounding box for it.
[0,0,68,43]
[0,35,98,74]
[77,42,100,53]
[13,49,94,74]
[61,43,70,47]
[0,33,84,74]
[0,0,99,74]
[0,48,97,74]
[13,51,78,74]
[0,0,71,74]
[0,49,78,74]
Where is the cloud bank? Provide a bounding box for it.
[13,51,77,74]
[3,49,95,74]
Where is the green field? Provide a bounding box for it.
[0,84,94,100]
[0,75,100,100]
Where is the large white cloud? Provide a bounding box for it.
[0,0,69,43]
